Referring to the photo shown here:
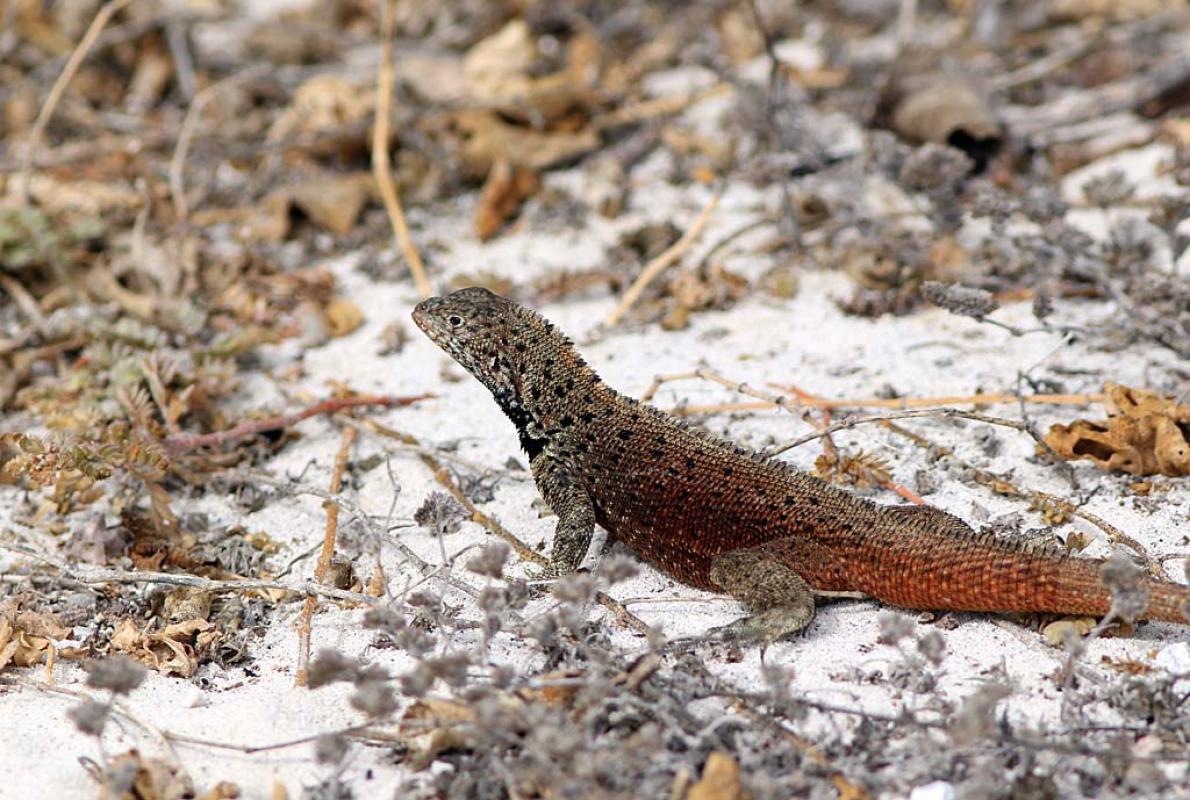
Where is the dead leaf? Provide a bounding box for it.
[463,20,600,123]
[401,698,476,770]
[688,752,744,800]
[101,750,194,800]
[0,605,76,673]
[888,72,1002,170]
[287,174,373,236]
[443,109,601,178]
[161,587,212,624]
[833,774,872,800]
[26,175,142,215]
[109,617,214,677]
[1044,383,1190,476]
[475,158,541,240]
[323,297,364,337]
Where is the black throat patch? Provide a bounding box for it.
[494,394,546,460]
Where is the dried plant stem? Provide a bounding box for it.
[0,543,374,605]
[169,65,268,222]
[770,387,1105,411]
[883,421,1154,569]
[164,393,430,453]
[356,419,650,634]
[601,193,720,329]
[15,0,133,203]
[295,427,356,687]
[373,0,430,298]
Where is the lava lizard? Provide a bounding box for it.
[413,287,1190,643]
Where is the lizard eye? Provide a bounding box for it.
[447,314,464,328]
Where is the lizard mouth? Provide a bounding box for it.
[411,298,441,338]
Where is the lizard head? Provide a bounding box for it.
[413,287,525,402]
[414,287,600,456]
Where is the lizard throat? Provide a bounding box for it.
[493,392,546,460]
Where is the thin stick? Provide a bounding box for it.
[169,66,267,222]
[0,543,377,604]
[15,0,133,203]
[882,422,1154,569]
[766,408,1030,457]
[163,393,430,453]
[373,0,430,298]
[356,419,651,634]
[767,388,1105,411]
[601,193,720,329]
[296,427,356,687]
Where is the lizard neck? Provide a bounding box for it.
[503,323,609,455]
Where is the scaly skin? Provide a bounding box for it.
[413,288,1190,642]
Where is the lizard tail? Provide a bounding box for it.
[868,507,1190,624]
[1046,555,1190,624]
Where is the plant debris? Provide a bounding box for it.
[1044,383,1190,476]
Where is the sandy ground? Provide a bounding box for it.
[2,93,1189,799]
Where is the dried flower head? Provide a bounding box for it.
[921,281,998,320]
[467,541,510,579]
[85,656,147,695]
[414,491,467,537]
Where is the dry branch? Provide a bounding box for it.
[295,426,356,687]
[15,0,133,203]
[164,394,430,453]
[373,0,430,298]
[601,193,720,329]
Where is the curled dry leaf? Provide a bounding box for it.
[109,617,217,678]
[443,109,601,179]
[0,606,77,673]
[888,72,1003,170]
[464,19,601,124]
[401,697,475,770]
[475,158,542,240]
[267,75,370,144]
[1044,383,1190,476]
[688,751,745,800]
[98,749,196,800]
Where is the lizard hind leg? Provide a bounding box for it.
[708,548,817,646]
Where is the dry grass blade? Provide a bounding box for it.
[601,193,720,329]
[295,426,356,687]
[373,0,430,298]
[15,0,133,203]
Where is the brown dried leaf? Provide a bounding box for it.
[287,174,373,236]
[1044,383,1190,476]
[688,752,745,800]
[474,158,541,240]
[0,606,75,673]
[26,175,142,215]
[104,749,195,800]
[267,75,369,142]
[889,72,1002,167]
[323,297,365,338]
[463,20,600,124]
[109,617,213,678]
[443,109,600,179]
[401,698,476,771]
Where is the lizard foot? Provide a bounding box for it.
[707,547,817,647]
[708,604,815,647]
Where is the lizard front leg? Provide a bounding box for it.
[531,452,596,576]
[709,545,817,646]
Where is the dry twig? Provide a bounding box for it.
[15,0,133,202]
[296,427,356,687]
[373,0,430,298]
[163,393,430,453]
[600,193,720,329]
